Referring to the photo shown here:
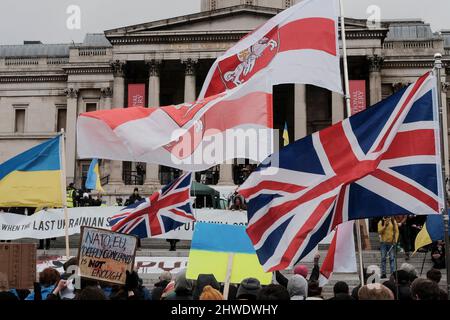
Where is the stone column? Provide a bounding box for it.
[145,60,162,186]
[100,87,113,110]
[367,55,384,105]
[331,92,345,124]
[294,84,307,139]
[182,58,198,102]
[218,163,234,186]
[64,88,79,186]
[109,61,126,185]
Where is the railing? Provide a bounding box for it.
[5,57,39,66]
[123,170,145,186]
[78,47,108,56]
[47,57,69,65]
[403,41,434,49]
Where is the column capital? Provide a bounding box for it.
[181,58,198,76]
[100,87,113,98]
[367,55,384,72]
[64,87,79,99]
[110,60,126,77]
[146,59,162,77]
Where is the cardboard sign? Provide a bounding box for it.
[0,243,36,289]
[78,227,137,285]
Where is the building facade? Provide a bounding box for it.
[0,2,449,202]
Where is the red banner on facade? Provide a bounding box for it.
[349,80,366,115]
[128,84,146,107]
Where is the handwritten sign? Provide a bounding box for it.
[78,227,137,285]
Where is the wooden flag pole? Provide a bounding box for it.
[59,129,70,258]
[434,53,450,299]
[339,0,365,286]
[223,253,234,300]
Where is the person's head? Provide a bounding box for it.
[400,263,418,281]
[411,278,440,300]
[333,281,349,296]
[382,280,397,299]
[392,270,411,286]
[193,274,220,300]
[307,280,322,297]
[234,197,242,206]
[159,271,172,283]
[63,257,78,272]
[174,269,194,294]
[39,268,60,287]
[358,283,394,300]
[287,275,308,300]
[76,286,106,300]
[133,188,139,195]
[199,285,224,300]
[68,183,74,189]
[426,268,442,284]
[236,278,261,300]
[257,284,290,300]
[293,265,309,278]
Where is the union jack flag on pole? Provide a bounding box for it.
[238,72,444,272]
[109,172,195,238]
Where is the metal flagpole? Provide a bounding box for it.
[339,0,365,285]
[59,129,71,258]
[434,53,450,299]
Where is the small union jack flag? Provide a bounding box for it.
[109,172,194,238]
[239,72,444,272]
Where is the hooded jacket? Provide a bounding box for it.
[193,274,220,300]
[166,270,194,300]
[287,275,308,300]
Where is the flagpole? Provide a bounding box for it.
[59,129,70,258]
[339,0,365,286]
[433,53,450,299]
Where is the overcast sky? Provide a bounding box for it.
[0,0,449,45]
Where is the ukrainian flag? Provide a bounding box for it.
[414,214,446,253]
[283,121,289,147]
[186,222,272,285]
[0,135,63,207]
[85,158,104,192]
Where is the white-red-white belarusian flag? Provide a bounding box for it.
[198,0,342,99]
[319,221,357,286]
[77,73,273,171]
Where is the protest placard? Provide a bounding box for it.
[0,243,36,289]
[78,227,137,285]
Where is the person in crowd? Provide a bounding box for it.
[76,286,107,300]
[199,285,224,300]
[287,274,308,300]
[165,269,194,300]
[236,278,261,300]
[152,271,172,301]
[160,280,175,300]
[229,196,247,211]
[26,267,60,300]
[426,268,448,300]
[115,197,123,206]
[275,253,320,288]
[358,283,395,300]
[407,215,426,247]
[411,278,441,300]
[395,215,411,260]
[167,239,179,252]
[329,281,354,300]
[382,280,397,299]
[390,270,413,300]
[0,273,18,301]
[193,274,220,300]
[257,284,290,300]
[306,280,323,300]
[125,188,143,206]
[431,240,446,269]
[351,266,377,300]
[66,182,78,208]
[399,263,418,282]
[378,216,399,278]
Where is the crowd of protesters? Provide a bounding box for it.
[0,252,446,301]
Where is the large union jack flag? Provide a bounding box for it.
[238,72,444,272]
[109,172,194,238]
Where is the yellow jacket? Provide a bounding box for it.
[378,219,399,244]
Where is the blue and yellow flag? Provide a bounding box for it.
[414,214,446,253]
[0,135,63,207]
[85,158,104,192]
[283,121,290,147]
[186,222,272,284]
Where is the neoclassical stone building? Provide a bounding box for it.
[0,0,449,201]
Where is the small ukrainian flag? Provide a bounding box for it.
[0,135,63,207]
[283,121,289,147]
[85,158,104,192]
[414,214,445,253]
